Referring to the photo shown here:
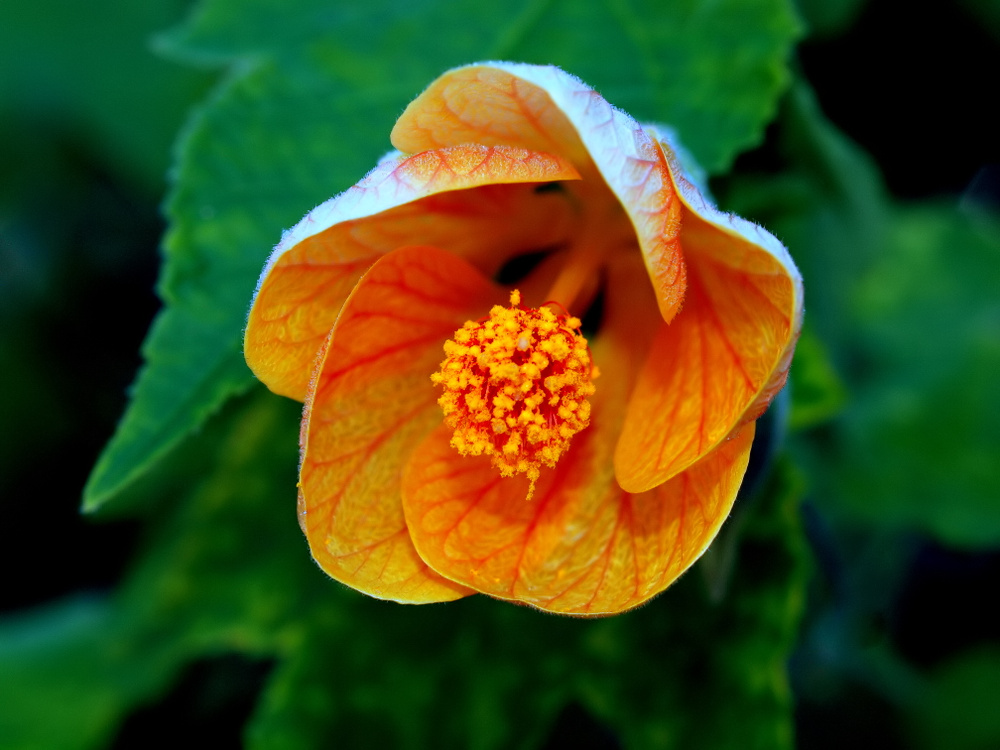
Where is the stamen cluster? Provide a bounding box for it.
[432,290,596,498]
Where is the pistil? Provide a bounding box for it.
[542,195,632,315]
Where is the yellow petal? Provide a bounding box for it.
[245,143,580,400]
[299,245,501,603]
[658,128,803,419]
[614,133,802,494]
[392,63,687,324]
[402,335,754,615]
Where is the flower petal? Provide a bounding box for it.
[299,245,502,603]
[245,143,580,400]
[392,63,687,324]
[656,129,803,420]
[614,135,802,494]
[401,334,755,615]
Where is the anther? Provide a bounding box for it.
[431,290,596,499]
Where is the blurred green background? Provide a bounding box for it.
[1,0,998,748]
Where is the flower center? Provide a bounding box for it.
[432,290,597,499]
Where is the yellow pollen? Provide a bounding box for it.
[431,290,596,499]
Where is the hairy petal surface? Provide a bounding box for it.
[246,143,579,399]
[402,330,755,615]
[664,127,803,417]
[299,245,502,603]
[614,134,802,494]
[392,63,687,324]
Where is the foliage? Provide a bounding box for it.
[83,0,801,509]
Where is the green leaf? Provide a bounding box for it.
[788,322,848,430]
[245,461,809,750]
[907,647,1000,750]
[722,78,891,355]
[958,0,1000,41]
[162,0,801,173]
[794,0,867,38]
[0,0,212,194]
[489,0,803,173]
[727,78,1000,546]
[69,384,809,749]
[0,596,179,750]
[113,390,313,652]
[83,308,256,512]
[0,392,313,747]
[832,207,1000,547]
[582,460,809,750]
[87,0,800,510]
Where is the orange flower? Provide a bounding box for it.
[244,63,802,615]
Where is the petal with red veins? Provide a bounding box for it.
[299,245,500,603]
[657,129,803,418]
[402,334,755,615]
[392,63,687,324]
[246,143,580,400]
[614,135,802,494]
